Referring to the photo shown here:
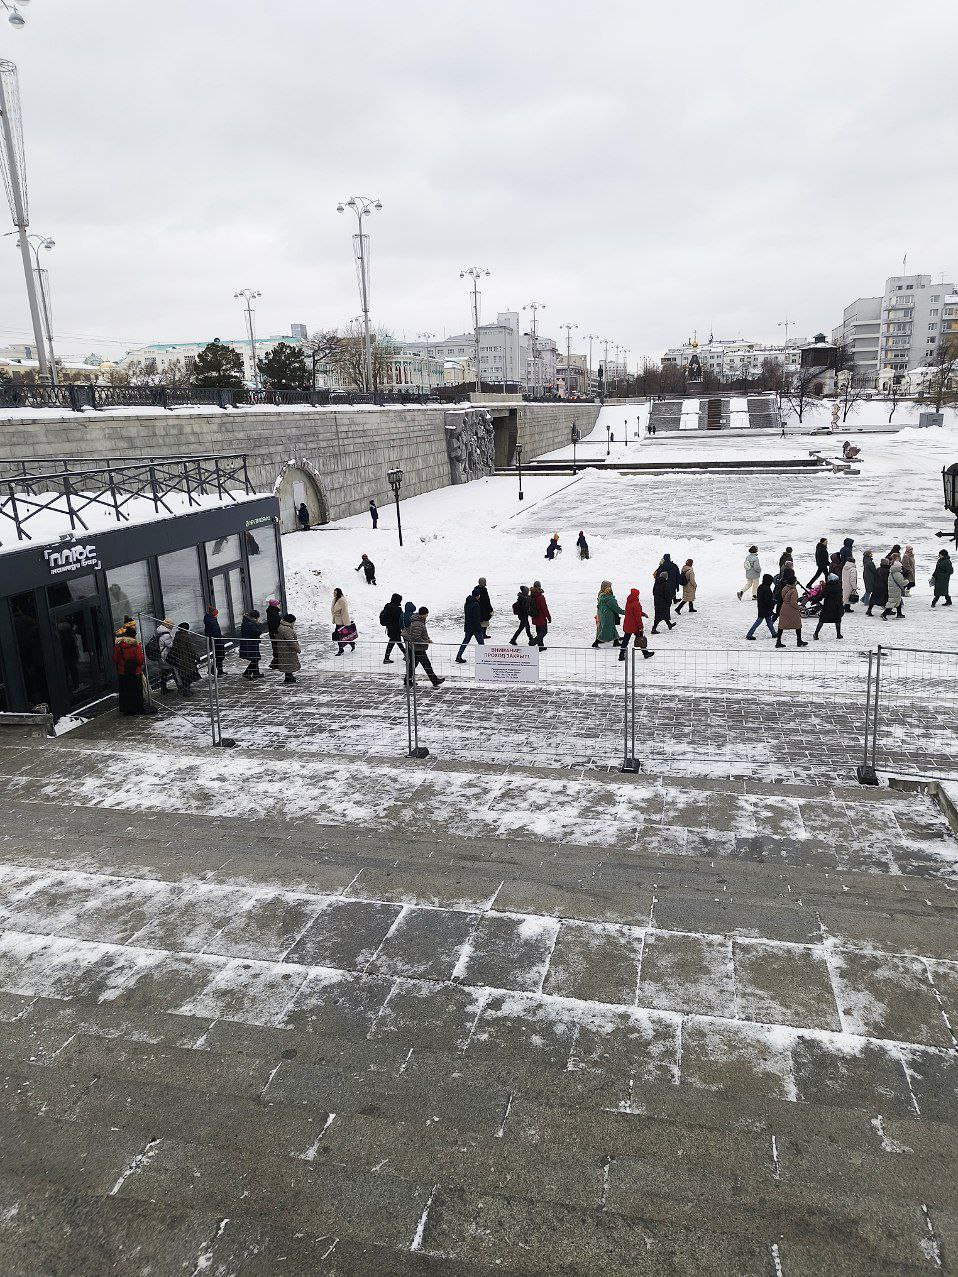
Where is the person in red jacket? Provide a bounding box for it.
[113,623,155,716]
[619,588,655,661]
[529,580,551,651]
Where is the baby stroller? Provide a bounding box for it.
[798,582,825,619]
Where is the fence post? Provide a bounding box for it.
[620,644,641,773]
[406,643,428,758]
[148,465,160,513]
[857,648,880,785]
[63,474,78,531]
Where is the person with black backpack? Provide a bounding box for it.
[380,592,406,664]
[509,586,533,645]
[149,619,175,692]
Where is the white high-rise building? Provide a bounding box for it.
[830,297,882,380]
[833,273,955,384]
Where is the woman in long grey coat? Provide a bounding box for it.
[274,614,301,684]
[881,558,907,620]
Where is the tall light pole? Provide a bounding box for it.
[583,332,599,398]
[460,267,489,396]
[6,229,56,384]
[417,332,435,392]
[523,302,546,396]
[234,288,261,389]
[601,338,611,401]
[0,59,52,385]
[559,322,577,398]
[338,195,382,394]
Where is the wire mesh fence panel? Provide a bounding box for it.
[870,646,958,780]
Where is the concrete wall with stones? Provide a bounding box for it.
[0,401,598,525]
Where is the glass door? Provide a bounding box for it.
[208,566,245,636]
[52,601,110,709]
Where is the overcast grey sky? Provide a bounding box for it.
[1,0,955,362]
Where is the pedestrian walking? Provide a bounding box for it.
[406,607,445,687]
[402,600,417,631]
[931,550,953,606]
[861,550,877,608]
[298,502,310,532]
[456,590,486,662]
[657,553,681,600]
[619,588,654,660]
[475,577,493,636]
[779,547,794,570]
[170,622,201,694]
[355,554,376,586]
[509,586,534,646]
[576,531,590,560]
[203,606,227,677]
[266,598,282,669]
[839,537,855,566]
[867,557,891,616]
[737,546,761,601]
[239,610,264,679]
[154,619,176,692]
[814,574,845,640]
[332,588,357,654]
[774,570,808,648]
[746,574,777,640]
[545,533,562,560]
[113,623,155,716]
[529,581,551,650]
[676,559,697,614]
[275,613,301,684]
[379,593,406,663]
[369,499,379,529]
[902,545,916,592]
[881,556,907,620]
[841,553,859,613]
[651,570,676,634]
[592,581,624,648]
[806,538,829,589]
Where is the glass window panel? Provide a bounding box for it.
[47,572,98,608]
[157,545,205,633]
[10,592,50,707]
[246,524,283,613]
[106,560,154,632]
[205,534,241,569]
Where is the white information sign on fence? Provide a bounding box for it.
[474,644,540,684]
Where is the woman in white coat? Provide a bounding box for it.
[841,554,858,613]
[331,587,356,655]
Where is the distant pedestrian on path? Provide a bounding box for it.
[779,547,793,570]
[266,599,282,669]
[406,608,445,687]
[651,571,675,634]
[155,619,176,692]
[369,499,379,529]
[841,552,858,613]
[647,420,656,436]
[530,581,551,650]
[545,533,562,560]
[509,586,533,646]
[380,593,406,663]
[203,606,227,677]
[456,590,485,662]
[861,550,877,608]
[298,502,310,532]
[931,549,953,606]
[355,554,376,586]
[592,581,624,648]
[402,600,417,631]
[867,557,890,617]
[619,588,653,661]
[882,556,907,621]
[806,538,829,589]
[113,623,154,716]
[676,559,697,614]
[275,613,301,684]
[576,531,590,560]
[774,570,807,648]
[746,574,777,640]
[332,588,357,654]
[737,546,761,601]
[475,577,493,636]
[170,622,201,693]
[657,553,681,601]
[814,574,845,640]
[902,545,916,592]
[239,610,264,679]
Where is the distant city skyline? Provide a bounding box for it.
[0,1,954,366]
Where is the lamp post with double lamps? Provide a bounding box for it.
[387,467,404,547]
[338,195,382,394]
[460,267,490,396]
[234,288,261,389]
[5,229,56,384]
[417,333,436,393]
[559,322,577,399]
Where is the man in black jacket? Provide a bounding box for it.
[474,577,493,637]
[509,586,533,646]
[266,599,282,669]
[380,593,405,664]
[456,590,485,662]
[806,538,829,589]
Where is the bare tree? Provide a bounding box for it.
[300,330,340,390]
[786,365,822,423]
[886,377,902,423]
[328,327,399,392]
[931,336,958,413]
[839,372,865,422]
[758,356,785,400]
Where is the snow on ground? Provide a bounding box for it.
[282,403,958,657]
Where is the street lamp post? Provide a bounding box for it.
[523,303,545,397]
[0,59,52,385]
[600,338,610,402]
[6,230,56,384]
[234,288,261,390]
[460,267,490,396]
[417,332,435,393]
[387,467,404,547]
[515,442,524,501]
[571,423,579,475]
[606,423,611,457]
[938,463,958,548]
[559,322,577,399]
[584,332,598,398]
[338,195,382,394]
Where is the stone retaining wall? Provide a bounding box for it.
[0,401,598,529]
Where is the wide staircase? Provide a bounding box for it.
[647,399,682,432]
[0,737,956,1274]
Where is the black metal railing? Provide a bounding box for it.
[0,382,444,412]
[0,453,252,544]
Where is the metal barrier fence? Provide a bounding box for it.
[861,645,958,782]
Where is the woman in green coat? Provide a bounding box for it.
[931,549,953,606]
[592,581,624,647]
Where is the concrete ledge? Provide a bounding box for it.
[0,711,55,739]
